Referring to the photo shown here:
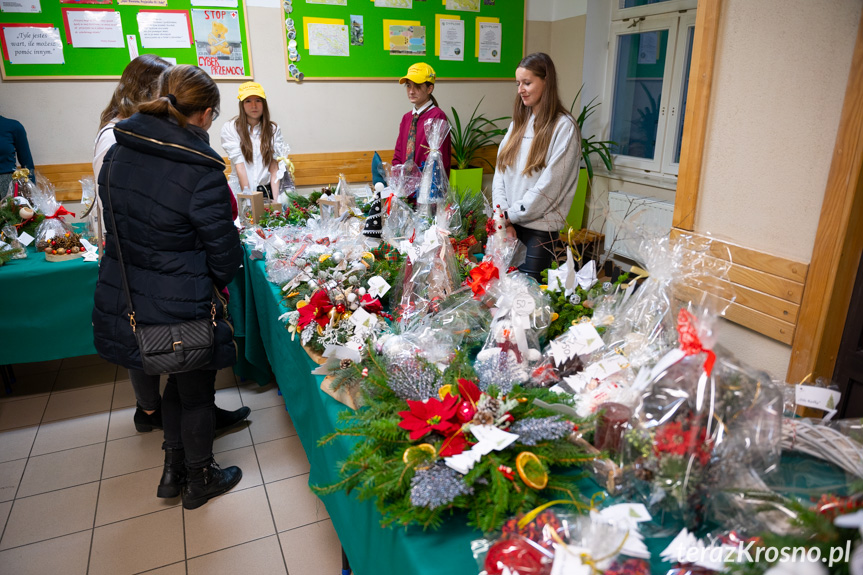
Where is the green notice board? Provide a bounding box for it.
[0,0,252,80]
[282,0,524,81]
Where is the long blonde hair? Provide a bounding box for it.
[234,97,276,165]
[137,65,220,129]
[496,53,576,176]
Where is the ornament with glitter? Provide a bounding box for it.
[410,463,474,509]
[387,357,442,401]
[510,416,573,446]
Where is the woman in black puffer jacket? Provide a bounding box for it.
[93,65,244,510]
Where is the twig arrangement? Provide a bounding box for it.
[782,418,863,478]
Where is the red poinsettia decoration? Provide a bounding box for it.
[653,420,712,466]
[398,395,460,440]
[297,290,333,329]
[439,430,470,457]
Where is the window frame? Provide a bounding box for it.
[661,11,697,176]
[611,0,698,21]
[602,15,680,173]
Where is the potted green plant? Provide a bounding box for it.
[449,98,508,195]
[565,86,616,231]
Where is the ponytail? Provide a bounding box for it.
[137,65,220,128]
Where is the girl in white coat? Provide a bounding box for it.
[220,82,287,200]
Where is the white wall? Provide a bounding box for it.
[580,0,862,380]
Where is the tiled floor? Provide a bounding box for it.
[0,355,342,575]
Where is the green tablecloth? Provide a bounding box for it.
[0,247,99,365]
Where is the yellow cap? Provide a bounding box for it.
[399,62,436,85]
[237,82,266,101]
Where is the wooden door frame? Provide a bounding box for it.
[672,0,863,381]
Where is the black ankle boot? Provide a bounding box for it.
[214,406,251,437]
[182,460,242,510]
[134,403,163,433]
[157,448,186,499]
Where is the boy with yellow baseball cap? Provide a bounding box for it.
[393,63,451,171]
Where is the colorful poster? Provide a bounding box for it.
[477,21,500,62]
[308,0,347,4]
[445,0,479,12]
[137,10,192,48]
[118,0,168,5]
[191,9,245,76]
[190,0,237,7]
[307,22,349,56]
[0,0,41,13]
[389,24,424,56]
[59,0,112,4]
[63,9,125,48]
[438,17,463,61]
[349,15,363,46]
[2,26,64,63]
[374,0,411,8]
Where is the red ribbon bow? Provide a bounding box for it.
[677,308,716,375]
[449,235,478,258]
[45,206,75,219]
[468,261,499,299]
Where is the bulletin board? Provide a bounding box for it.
[0,0,253,80]
[281,0,525,81]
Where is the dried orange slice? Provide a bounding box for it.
[515,451,548,490]
[438,384,453,400]
[403,443,436,466]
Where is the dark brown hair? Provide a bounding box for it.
[496,52,576,176]
[99,54,172,129]
[138,65,220,128]
[234,97,277,165]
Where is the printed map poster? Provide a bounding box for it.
[138,10,192,48]
[191,9,244,76]
[446,0,479,12]
[2,26,64,63]
[478,21,500,62]
[308,23,348,57]
[375,0,411,8]
[0,0,41,13]
[389,24,424,56]
[63,9,125,48]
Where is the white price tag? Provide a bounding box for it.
[400,240,422,264]
[17,230,35,247]
[563,355,629,393]
[348,307,376,330]
[422,226,441,254]
[550,545,592,575]
[367,276,391,298]
[511,293,535,316]
[568,322,603,355]
[470,425,519,452]
[550,339,576,367]
[795,384,841,417]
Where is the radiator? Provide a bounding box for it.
[603,191,675,261]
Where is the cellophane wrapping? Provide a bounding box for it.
[471,510,633,575]
[417,119,451,217]
[622,306,784,534]
[79,176,102,248]
[474,272,551,395]
[30,182,78,253]
[1,224,27,259]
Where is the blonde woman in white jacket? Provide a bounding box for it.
[492,53,581,281]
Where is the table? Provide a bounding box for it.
[0,245,269,386]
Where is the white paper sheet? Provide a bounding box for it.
[478,21,501,63]
[439,18,464,61]
[137,11,191,48]
[4,27,64,64]
[65,10,125,48]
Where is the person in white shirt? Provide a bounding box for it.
[220,82,287,200]
[492,52,581,281]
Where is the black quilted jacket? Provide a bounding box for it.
[92,112,243,372]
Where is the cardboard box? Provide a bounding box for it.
[236,190,266,225]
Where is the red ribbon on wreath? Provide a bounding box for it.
[449,235,478,258]
[359,293,383,314]
[677,308,716,376]
[468,260,499,299]
[45,206,76,220]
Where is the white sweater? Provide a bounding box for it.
[220,120,288,194]
[491,114,580,232]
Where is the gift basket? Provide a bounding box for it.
[30,180,84,260]
[0,224,27,260]
[5,168,38,202]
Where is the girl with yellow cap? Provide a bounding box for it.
[393,62,451,172]
[220,82,288,200]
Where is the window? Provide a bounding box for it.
[603,3,696,178]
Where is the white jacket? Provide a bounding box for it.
[220,119,288,193]
[492,114,580,232]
